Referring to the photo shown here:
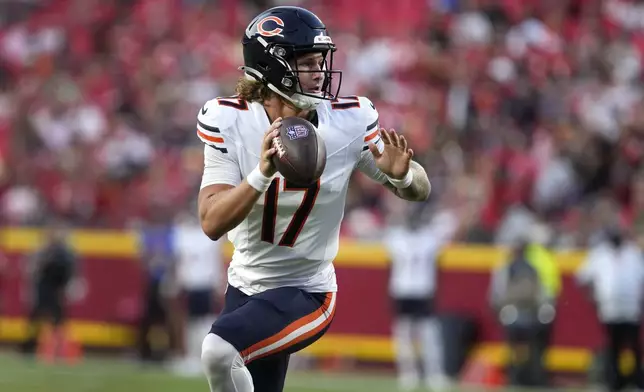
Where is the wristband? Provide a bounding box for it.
[247,165,272,193]
[387,170,413,189]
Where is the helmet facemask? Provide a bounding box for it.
[241,36,343,110]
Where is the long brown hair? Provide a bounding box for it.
[235,77,274,102]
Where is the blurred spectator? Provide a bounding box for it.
[488,228,560,387]
[20,220,79,357]
[0,251,7,333]
[136,206,178,363]
[575,227,644,392]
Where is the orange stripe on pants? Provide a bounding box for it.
[241,292,336,363]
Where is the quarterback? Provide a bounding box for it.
[197,6,431,392]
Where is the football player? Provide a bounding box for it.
[197,6,431,392]
[386,207,458,390]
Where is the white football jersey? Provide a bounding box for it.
[174,221,223,291]
[197,95,387,295]
[385,210,459,299]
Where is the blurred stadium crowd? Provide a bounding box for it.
[2,0,644,248]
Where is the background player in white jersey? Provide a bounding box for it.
[172,209,225,376]
[197,6,431,392]
[385,205,460,391]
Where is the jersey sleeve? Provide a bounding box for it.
[359,97,385,155]
[197,99,242,189]
[356,97,387,183]
[196,98,238,153]
[201,144,242,189]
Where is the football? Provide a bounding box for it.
[272,116,326,185]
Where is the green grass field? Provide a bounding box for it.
[0,352,402,392]
[0,352,586,392]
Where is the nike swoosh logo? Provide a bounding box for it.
[201,106,208,115]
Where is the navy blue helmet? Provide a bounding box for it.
[241,6,342,109]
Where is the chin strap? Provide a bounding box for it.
[266,83,321,111]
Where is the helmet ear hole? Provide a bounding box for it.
[282,78,294,88]
[274,46,287,57]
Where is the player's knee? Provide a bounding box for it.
[201,333,239,374]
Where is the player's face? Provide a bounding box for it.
[293,52,325,95]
